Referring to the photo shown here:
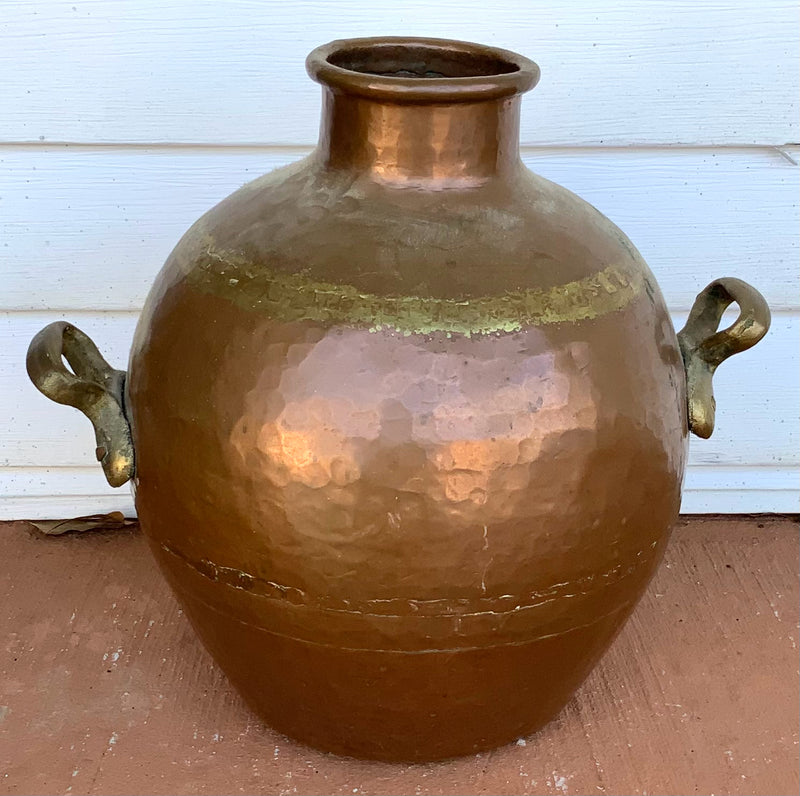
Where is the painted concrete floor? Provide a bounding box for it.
[1,515,797,796]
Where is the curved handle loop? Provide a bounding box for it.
[677,277,771,439]
[26,322,134,487]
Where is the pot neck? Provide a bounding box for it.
[316,91,523,187]
[306,37,540,188]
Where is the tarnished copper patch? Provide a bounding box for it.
[184,244,644,336]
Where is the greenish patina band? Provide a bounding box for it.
[185,244,644,336]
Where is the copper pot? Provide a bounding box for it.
[27,37,770,761]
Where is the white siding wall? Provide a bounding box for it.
[1,0,798,518]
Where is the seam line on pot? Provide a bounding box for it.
[159,540,658,618]
[178,585,634,654]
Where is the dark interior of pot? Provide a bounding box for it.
[327,44,520,79]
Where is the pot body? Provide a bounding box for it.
[126,146,687,758]
[24,37,773,763]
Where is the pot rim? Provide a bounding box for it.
[306,36,540,103]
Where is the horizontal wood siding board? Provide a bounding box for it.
[5,465,796,498]
[681,485,800,514]
[0,495,138,520]
[3,147,798,311]
[1,0,797,145]
[1,466,796,519]
[2,311,797,471]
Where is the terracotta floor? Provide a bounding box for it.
[1,516,797,796]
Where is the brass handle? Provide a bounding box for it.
[26,322,134,487]
[677,277,771,439]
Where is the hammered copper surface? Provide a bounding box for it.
[25,37,770,761]
[125,38,687,760]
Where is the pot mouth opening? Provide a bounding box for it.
[306,37,540,103]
